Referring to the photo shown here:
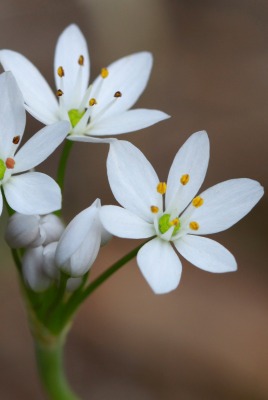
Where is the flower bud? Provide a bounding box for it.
[66,277,83,291]
[42,242,59,279]
[22,247,51,292]
[5,212,64,249]
[40,214,65,245]
[5,213,41,248]
[55,199,102,277]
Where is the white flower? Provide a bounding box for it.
[0,72,70,216]
[0,24,169,142]
[5,212,64,248]
[100,132,264,294]
[55,199,106,277]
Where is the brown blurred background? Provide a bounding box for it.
[0,0,267,399]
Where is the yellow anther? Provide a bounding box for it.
[12,135,20,144]
[57,66,64,77]
[150,205,159,213]
[56,89,64,97]
[157,182,167,195]
[114,91,122,98]
[189,221,199,231]
[192,196,204,208]
[78,55,84,66]
[101,67,109,78]
[6,158,15,169]
[89,98,97,106]
[170,218,179,226]
[180,174,190,185]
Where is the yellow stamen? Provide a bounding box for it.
[78,55,84,66]
[56,89,64,97]
[89,98,97,106]
[150,205,159,213]
[189,221,199,231]
[114,91,122,98]
[180,174,190,185]
[6,158,15,169]
[170,218,179,226]
[157,182,167,195]
[57,66,64,77]
[12,136,20,144]
[101,67,109,78]
[192,196,204,207]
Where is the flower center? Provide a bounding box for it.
[68,109,86,128]
[158,213,180,235]
[0,159,6,180]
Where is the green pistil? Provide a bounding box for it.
[0,159,6,180]
[158,213,181,235]
[68,109,85,128]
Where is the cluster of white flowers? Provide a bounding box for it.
[0,24,264,295]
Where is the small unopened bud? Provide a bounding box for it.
[42,242,59,279]
[56,199,103,277]
[22,247,51,292]
[66,277,83,292]
[5,213,64,249]
[40,214,64,246]
[5,214,41,248]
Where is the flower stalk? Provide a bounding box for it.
[34,333,80,400]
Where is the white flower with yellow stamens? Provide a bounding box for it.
[0,72,70,216]
[100,131,264,294]
[0,24,169,142]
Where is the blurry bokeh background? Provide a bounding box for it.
[0,0,267,399]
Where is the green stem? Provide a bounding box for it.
[63,242,145,322]
[35,334,80,400]
[57,140,73,193]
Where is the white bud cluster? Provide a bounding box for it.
[5,200,112,293]
[5,212,65,292]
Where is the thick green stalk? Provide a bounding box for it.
[35,335,80,400]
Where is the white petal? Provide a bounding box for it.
[0,50,59,125]
[22,246,51,292]
[174,235,237,273]
[67,135,116,144]
[137,238,182,294]
[88,109,170,136]
[55,199,101,276]
[100,205,155,239]
[165,131,210,216]
[13,121,70,173]
[107,140,162,221]
[0,72,26,158]
[3,172,61,214]
[89,52,153,119]
[54,24,89,109]
[181,178,264,234]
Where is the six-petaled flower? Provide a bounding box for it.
[100,131,264,294]
[0,24,169,143]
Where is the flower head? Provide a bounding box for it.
[0,24,169,142]
[100,132,264,294]
[0,72,70,215]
